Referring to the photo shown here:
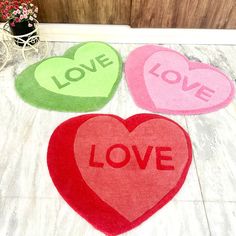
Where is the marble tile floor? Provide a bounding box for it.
[0,42,236,236]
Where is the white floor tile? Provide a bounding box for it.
[205,202,236,236]
[0,198,59,236]
[186,100,236,201]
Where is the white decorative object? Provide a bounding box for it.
[0,20,48,71]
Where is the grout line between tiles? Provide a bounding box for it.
[184,116,212,236]
[52,198,61,236]
[0,196,58,199]
[1,196,236,203]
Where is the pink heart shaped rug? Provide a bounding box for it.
[47,114,192,235]
[125,45,235,115]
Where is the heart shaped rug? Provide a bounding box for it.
[15,42,122,112]
[125,45,235,115]
[47,114,192,235]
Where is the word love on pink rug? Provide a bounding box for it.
[47,114,192,235]
[125,45,235,115]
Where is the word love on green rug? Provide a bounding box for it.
[47,114,192,235]
[15,42,122,112]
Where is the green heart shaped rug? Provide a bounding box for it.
[15,42,123,112]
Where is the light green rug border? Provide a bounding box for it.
[15,42,123,112]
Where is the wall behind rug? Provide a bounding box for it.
[130,0,236,28]
[2,0,234,28]
[34,0,131,24]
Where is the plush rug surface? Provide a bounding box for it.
[15,42,123,112]
[47,114,192,235]
[125,45,235,114]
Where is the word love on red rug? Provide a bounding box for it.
[125,45,235,115]
[47,114,192,235]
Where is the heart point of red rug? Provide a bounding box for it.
[47,114,192,235]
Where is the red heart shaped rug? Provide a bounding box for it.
[47,114,192,235]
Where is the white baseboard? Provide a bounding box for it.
[1,23,236,44]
